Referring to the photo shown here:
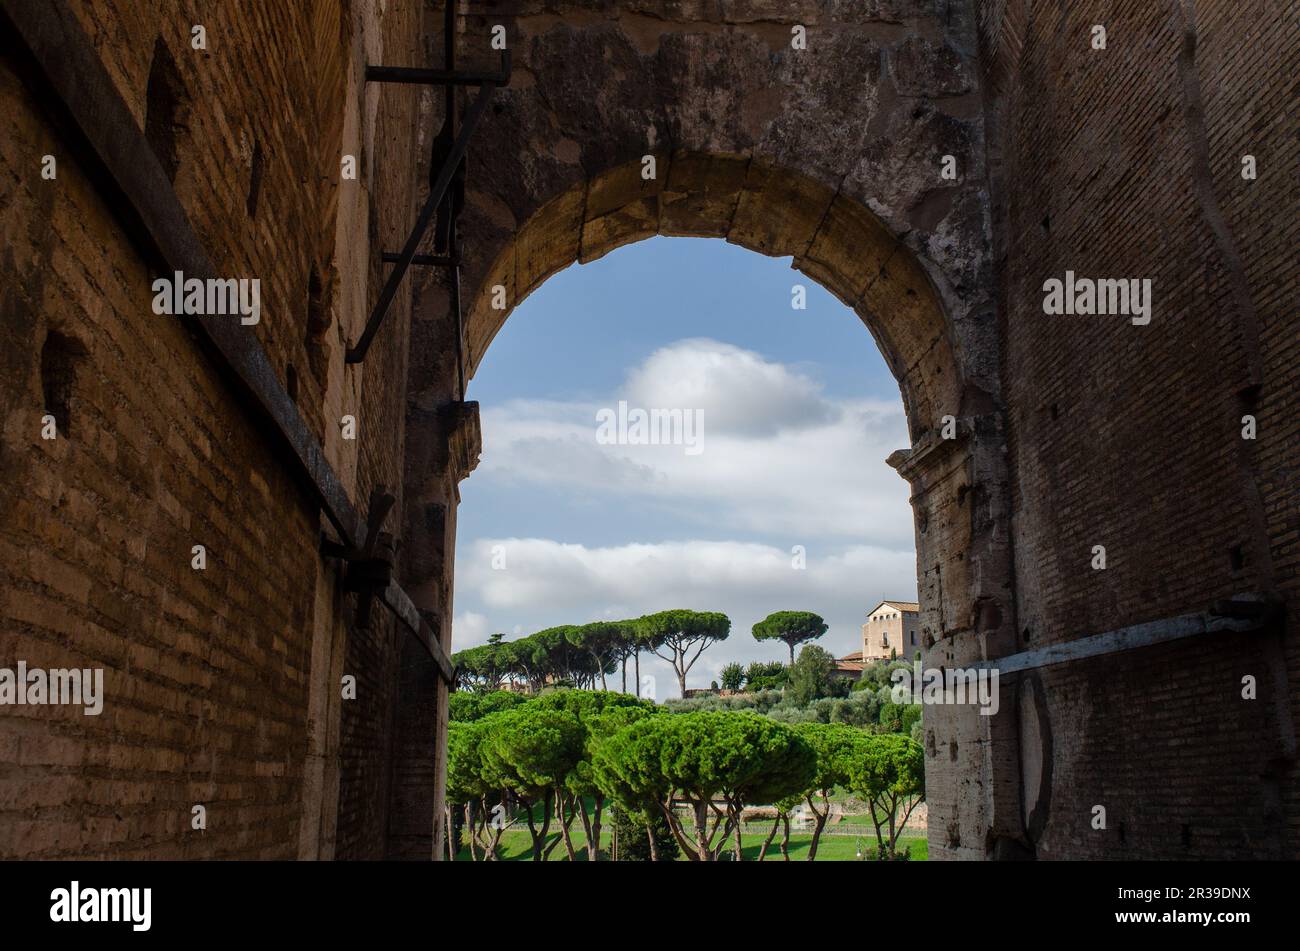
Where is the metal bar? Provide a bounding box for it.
[452,263,465,403]
[346,82,494,364]
[445,1,466,404]
[379,581,456,683]
[969,606,1270,675]
[3,0,456,680]
[364,58,510,87]
[381,252,458,266]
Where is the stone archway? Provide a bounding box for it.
[397,3,1021,860]
[464,155,959,439]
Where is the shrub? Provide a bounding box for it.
[449,689,529,722]
[610,803,680,861]
[744,661,788,692]
[663,688,784,715]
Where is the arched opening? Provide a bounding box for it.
[463,154,961,442]
[457,233,915,670]
[409,154,1020,860]
[451,234,925,859]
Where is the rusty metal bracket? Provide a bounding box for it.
[321,486,397,629]
[346,54,508,365]
[382,252,459,266]
[364,51,511,88]
[317,485,455,681]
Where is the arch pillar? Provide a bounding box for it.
[892,411,1024,857]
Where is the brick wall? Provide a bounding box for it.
[0,0,433,858]
[980,0,1298,857]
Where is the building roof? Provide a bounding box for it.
[834,651,865,672]
[866,599,920,616]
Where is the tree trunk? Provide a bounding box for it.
[487,794,510,860]
[529,791,554,861]
[887,795,897,852]
[574,795,596,861]
[558,793,578,861]
[809,813,827,861]
[634,652,640,697]
[677,668,688,699]
[475,799,495,860]
[869,797,885,854]
[788,641,795,667]
[807,793,828,861]
[692,799,710,861]
[895,795,921,851]
[483,819,505,861]
[621,657,627,693]
[611,806,618,860]
[732,804,744,861]
[646,819,658,862]
[477,800,493,861]
[588,796,604,861]
[524,805,540,860]
[759,815,780,861]
[662,800,698,861]
[463,803,477,861]
[779,815,791,861]
[542,834,563,860]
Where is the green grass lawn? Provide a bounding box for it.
[453,826,927,861]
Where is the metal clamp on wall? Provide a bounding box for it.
[321,486,397,630]
[345,20,512,388]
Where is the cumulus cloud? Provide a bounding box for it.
[476,338,914,545]
[451,611,490,648]
[624,338,837,436]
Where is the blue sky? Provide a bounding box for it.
[453,236,919,696]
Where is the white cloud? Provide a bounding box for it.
[624,338,836,436]
[451,611,490,648]
[476,338,914,545]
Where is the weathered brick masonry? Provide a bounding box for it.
[0,0,1294,861]
[0,0,438,858]
[977,0,1298,858]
